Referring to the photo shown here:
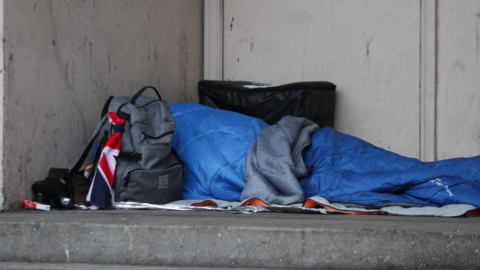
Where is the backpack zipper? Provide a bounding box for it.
[143,130,174,140]
[123,173,131,187]
[123,170,139,187]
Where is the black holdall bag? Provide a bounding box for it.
[198,80,336,128]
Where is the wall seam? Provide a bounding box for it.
[419,0,423,160]
[419,0,437,162]
[0,0,4,210]
[203,0,223,81]
[221,0,224,81]
[433,0,438,161]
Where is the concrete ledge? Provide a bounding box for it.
[1,210,480,269]
[0,262,276,270]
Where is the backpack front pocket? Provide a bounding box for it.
[123,161,183,204]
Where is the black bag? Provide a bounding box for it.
[31,167,92,208]
[32,86,184,209]
[198,80,336,128]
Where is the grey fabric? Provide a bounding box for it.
[240,116,319,205]
[105,94,183,205]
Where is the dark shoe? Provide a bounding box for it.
[71,175,90,206]
[31,168,69,203]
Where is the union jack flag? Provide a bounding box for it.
[86,112,125,210]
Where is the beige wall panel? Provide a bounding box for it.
[3,0,95,209]
[2,0,202,209]
[223,0,421,158]
[436,1,480,160]
[91,0,202,105]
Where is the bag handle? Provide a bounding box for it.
[130,86,162,105]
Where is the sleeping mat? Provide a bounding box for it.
[171,102,480,211]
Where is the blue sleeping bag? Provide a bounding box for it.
[301,128,480,208]
[171,102,480,208]
[170,102,268,201]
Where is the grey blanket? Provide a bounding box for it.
[240,116,319,205]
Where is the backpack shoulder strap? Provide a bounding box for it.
[101,96,114,119]
[61,114,109,208]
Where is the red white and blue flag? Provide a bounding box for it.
[86,112,125,210]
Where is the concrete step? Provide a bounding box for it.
[0,262,281,270]
[1,209,480,269]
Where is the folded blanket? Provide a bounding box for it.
[241,116,319,204]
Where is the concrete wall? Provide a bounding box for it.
[1,0,202,210]
[220,0,421,158]
[436,0,480,159]
[212,0,480,161]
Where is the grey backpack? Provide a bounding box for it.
[63,86,184,208]
[107,86,184,204]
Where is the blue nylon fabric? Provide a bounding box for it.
[301,128,480,208]
[170,103,268,201]
[170,103,480,208]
